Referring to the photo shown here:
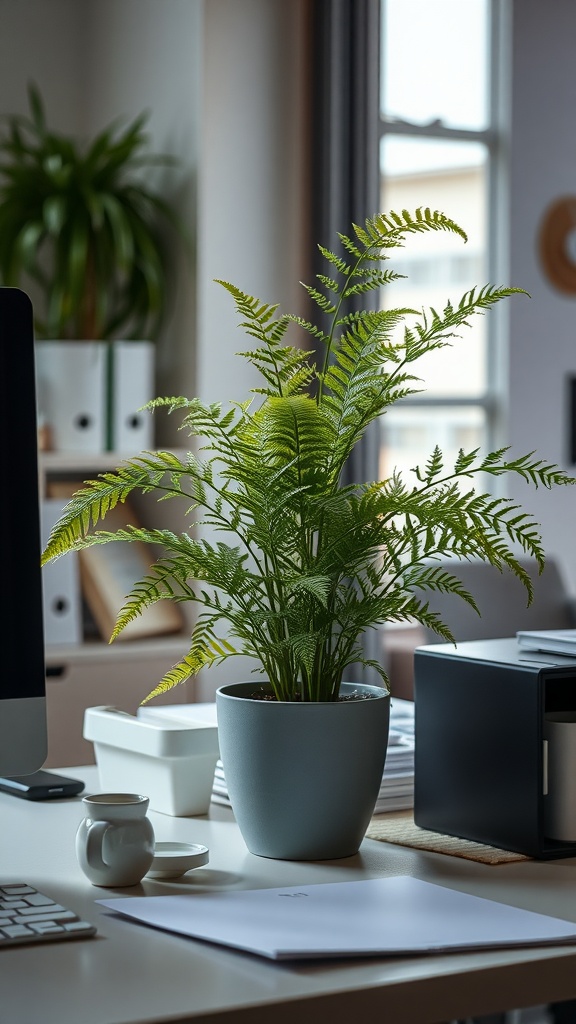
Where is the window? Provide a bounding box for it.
[379,0,508,482]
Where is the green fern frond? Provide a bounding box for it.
[215,279,281,330]
[302,283,337,315]
[216,279,310,397]
[255,395,335,489]
[357,207,468,246]
[316,274,340,293]
[316,244,352,275]
[142,624,237,703]
[342,268,403,299]
[40,465,160,561]
[412,446,445,485]
[403,563,480,614]
[110,568,184,640]
[285,313,328,343]
[285,574,331,607]
[481,450,575,488]
[236,343,314,397]
[453,447,481,474]
[410,286,527,358]
[286,631,323,675]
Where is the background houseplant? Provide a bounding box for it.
[0,82,179,341]
[42,208,575,857]
[0,83,183,451]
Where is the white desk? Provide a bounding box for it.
[3,766,576,1024]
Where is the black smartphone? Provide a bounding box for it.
[0,770,85,800]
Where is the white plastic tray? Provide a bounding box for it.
[83,706,220,817]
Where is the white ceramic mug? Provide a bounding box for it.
[76,793,155,887]
[544,713,576,842]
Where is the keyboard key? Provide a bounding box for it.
[63,920,94,933]
[0,883,96,947]
[25,893,57,907]
[17,903,66,915]
[29,922,65,934]
[13,910,77,925]
[2,924,34,938]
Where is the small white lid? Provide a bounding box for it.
[83,706,219,759]
[146,842,209,879]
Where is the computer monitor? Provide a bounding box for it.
[0,287,47,774]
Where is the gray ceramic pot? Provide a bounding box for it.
[216,681,390,860]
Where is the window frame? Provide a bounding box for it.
[378,0,511,454]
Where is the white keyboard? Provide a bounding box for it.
[0,883,97,947]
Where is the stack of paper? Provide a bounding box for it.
[516,628,576,656]
[374,697,415,813]
[211,761,231,807]
[139,696,415,813]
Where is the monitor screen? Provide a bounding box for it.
[0,287,47,774]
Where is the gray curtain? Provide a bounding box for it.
[310,0,380,264]
[310,0,381,486]
[309,0,384,683]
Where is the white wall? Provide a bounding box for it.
[509,0,576,594]
[197,0,308,409]
[80,0,202,445]
[0,0,85,129]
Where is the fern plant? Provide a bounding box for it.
[42,208,575,702]
[0,82,181,340]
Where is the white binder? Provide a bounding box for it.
[41,499,82,645]
[110,341,155,451]
[35,341,107,452]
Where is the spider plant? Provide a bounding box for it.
[42,208,575,702]
[0,82,180,340]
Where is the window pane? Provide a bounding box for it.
[381,0,489,131]
[379,406,486,483]
[380,135,488,398]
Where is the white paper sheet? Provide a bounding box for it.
[98,875,576,961]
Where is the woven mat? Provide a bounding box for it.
[366,813,531,864]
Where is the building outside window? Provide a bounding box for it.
[379,0,507,483]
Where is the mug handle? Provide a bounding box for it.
[85,820,113,871]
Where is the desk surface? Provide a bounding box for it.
[4,766,576,1024]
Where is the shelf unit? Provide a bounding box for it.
[39,448,186,492]
[40,448,195,768]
